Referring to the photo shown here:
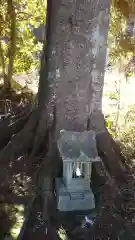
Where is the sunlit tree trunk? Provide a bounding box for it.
[38,0,111,134]
[6,0,16,90]
[0,42,7,87]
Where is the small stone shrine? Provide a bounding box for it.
[56,130,101,211]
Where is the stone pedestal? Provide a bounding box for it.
[56,179,95,211]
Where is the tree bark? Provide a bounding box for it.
[0,42,7,86]
[6,0,16,90]
[39,0,111,134]
[0,110,38,168]
[0,111,30,150]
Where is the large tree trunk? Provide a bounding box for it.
[38,0,110,133]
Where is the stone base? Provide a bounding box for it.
[55,179,95,211]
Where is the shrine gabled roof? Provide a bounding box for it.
[58,130,99,161]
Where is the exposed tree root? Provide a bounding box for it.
[96,129,128,181]
[0,110,38,167]
[18,141,60,240]
[88,110,128,179]
[13,103,32,119]
[0,112,30,150]
[28,104,56,160]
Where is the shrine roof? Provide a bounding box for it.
[58,130,99,161]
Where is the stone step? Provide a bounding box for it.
[70,192,84,200]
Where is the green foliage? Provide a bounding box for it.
[109,0,135,71]
[0,203,24,239]
[105,115,118,136]
[14,0,46,73]
[119,126,135,163]
[0,0,47,76]
[105,91,120,100]
[106,104,135,165]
